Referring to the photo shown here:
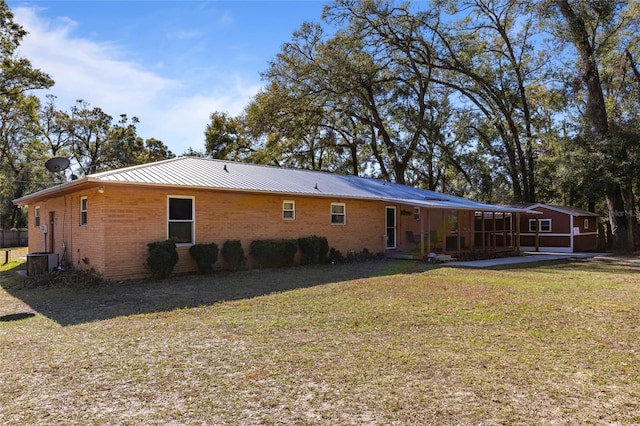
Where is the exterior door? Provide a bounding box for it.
[386,206,396,249]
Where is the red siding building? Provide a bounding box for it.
[515,204,600,253]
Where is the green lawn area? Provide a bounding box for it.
[1,253,639,424]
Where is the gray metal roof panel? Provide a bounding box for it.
[17,157,530,213]
[90,157,515,211]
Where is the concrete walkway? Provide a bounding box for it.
[449,252,612,268]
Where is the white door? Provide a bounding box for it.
[386,206,396,249]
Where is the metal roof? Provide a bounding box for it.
[501,202,599,217]
[14,157,529,213]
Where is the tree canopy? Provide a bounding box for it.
[0,1,174,228]
[205,0,639,251]
[1,0,639,251]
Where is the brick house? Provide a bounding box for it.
[14,157,531,279]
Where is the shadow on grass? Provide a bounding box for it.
[482,256,640,274]
[0,312,35,322]
[1,259,435,327]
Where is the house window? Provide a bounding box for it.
[529,218,551,233]
[413,207,421,221]
[35,206,40,227]
[331,203,346,225]
[80,196,88,226]
[283,201,295,220]
[168,196,194,244]
[584,219,589,229]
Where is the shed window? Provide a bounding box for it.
[283,201,295,220]
[584,219,589,230]
[413,207,421,221]
[35,206,40,227]
[80,196,88,226]
[529,218,551,233]
[331,203,346,225]
[168,197,194,244]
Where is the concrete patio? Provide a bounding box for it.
[449,252,612,268]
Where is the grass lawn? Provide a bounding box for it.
[1,253,639,424]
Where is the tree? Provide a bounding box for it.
[252,3,458,185]
[62,100,171,176]
[0,1,54,228]
[0,94,50,228]
[247,23,373,174]
[543,0,640,251]
[410,0,554,202]
[204,111,254,161]
[139,137,175,163]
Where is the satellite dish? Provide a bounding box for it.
[45,157,70,173]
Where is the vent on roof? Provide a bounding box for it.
[223,164,229,172]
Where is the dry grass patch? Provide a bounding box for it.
[1,256,639,424]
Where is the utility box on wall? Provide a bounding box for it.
[27,253,58,276]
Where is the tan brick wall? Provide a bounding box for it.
[26,187,106,274]
[29,185,391,279]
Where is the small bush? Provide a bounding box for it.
[328,248,383,264]
[146,240,179,279]
[221,240,245,271]
[250,239,298,268]
[327,247,345,264]
[297,235,329,264]
[189,243,219,274]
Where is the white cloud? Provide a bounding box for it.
[148,82,261,155]
[11,5,261,155]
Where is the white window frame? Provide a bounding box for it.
[331,203,346,225]
[413,207,421,221]
[80,196,88,226]
[167,196,195,245]
[584,218,589,229]
[35,206,41,227]
[529,218,551,233]
[283,200,295,221]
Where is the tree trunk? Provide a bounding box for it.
[621,181,638,251]
[605,183,629,253]
[554,0,635,252]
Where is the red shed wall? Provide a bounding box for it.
[519,206,598,252]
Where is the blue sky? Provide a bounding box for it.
[7,1,327,155]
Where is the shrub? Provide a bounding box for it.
[146,240,179,279]
[345,248,382,262]
[327,247,345,264]
[189,243,219,274]
[221,240,245,271]
[297,235,329,264]
[250,239,298,268]
[328,247,383,264]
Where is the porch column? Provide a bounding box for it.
[442,210,446,254]
[503,212,507,249]
[481,211,486,252]
[426,209,432,254]
[419,207,425,257]
[535,218,540,252]
[456,211,461,255]
[516,212,521,251]
[509,213,514,250]
[492,212,497,251]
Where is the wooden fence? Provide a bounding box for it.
[0,229,28,248]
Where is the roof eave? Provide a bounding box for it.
[13,177,95,206]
